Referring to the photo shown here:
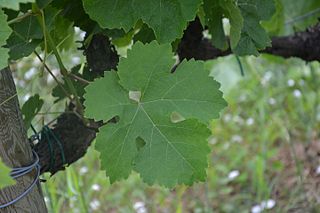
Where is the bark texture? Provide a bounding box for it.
[0,68,47,212]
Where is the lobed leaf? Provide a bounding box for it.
[82,0,202,43]
[84,42,227,187]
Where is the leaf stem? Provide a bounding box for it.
[34,51,73,101]
[37,11,84,114]
[7,10,35,25]
[69,73,91,85]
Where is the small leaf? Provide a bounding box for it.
[6,13,42,60]
[84,42,227,187]
[21,94,44,129]
[234,0,275,55]
[0,159,15,189]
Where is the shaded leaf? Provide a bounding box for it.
[82,0,202,43]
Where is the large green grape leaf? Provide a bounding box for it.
[0,0,34,10]
[234,0,275,56]
[0,10,12,69]
[82,0,202,43]
[84,42,227,187]
[0,159,15,189]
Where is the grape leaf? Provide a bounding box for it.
[21,94,44,130]
[0,159,15,189]
[0,10,12,69]
[234,0,275,56]
[84,42,227,187]
[0,0,34,10]
[82,0,202,43]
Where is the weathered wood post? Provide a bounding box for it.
[0,68,47,212]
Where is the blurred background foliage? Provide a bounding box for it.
[9,0,320,211]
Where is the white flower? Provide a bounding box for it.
[251,205,262,213]
[261,71,272,86]
[223,114,232,122]
[231,135,242,143]
[223,143,230,150]
[91,184,101,191]
[246,118,254,126]
[79,166,88,175]
[90,199,101,210]
[227,170,240,180]
[293,89,302,98]
[251,199,276,213]
[268,98,276,105]
[287,79,295,87]
[208,136,217,145]
[133,201,147,213]
[261,199,276,209]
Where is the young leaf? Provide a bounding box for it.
[0,159,15,189]
[234,0,275,56]
[0,10,12,69]
[84,42,227,187]
[82,0,202,43]
[21,94,44,130]
[0,0,35,10]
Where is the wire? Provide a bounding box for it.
[0,150,41,209]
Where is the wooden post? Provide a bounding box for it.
[0,68,47,212]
